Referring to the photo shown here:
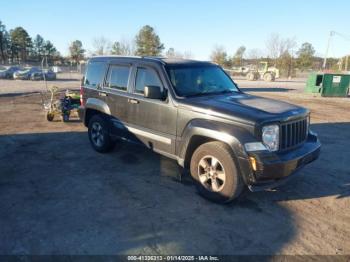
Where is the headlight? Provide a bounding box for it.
[262,125,279,151]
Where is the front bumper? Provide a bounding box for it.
[245,133,321,191]
[13,75,28,80]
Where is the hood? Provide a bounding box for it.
[179,92,308,125]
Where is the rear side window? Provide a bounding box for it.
[105,65,130,91]
[135,67,162,94]
[84,61,106,88]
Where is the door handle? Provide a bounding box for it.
[128,98,139,104]
[99,92,108,97]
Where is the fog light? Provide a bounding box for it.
[249,157,257,171]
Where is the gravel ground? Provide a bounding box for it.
[0,76,349,255]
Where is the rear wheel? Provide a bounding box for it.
[88,114,115,153]
[190,141,244,203]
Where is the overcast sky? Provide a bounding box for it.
[1,0,349,59]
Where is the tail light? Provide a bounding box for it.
[80,86,84,106]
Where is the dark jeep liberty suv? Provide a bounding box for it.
[78,56,321,203]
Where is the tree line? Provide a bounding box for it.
[69,25,190,65]
[0,20,176,66]
[210,33,344,77]
[1,18,345,74]
[0,20,60,64]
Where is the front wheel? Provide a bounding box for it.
[88,114,115,153]
[46,112,54,121]
[190,141,244,203]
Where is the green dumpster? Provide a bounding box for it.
[305,73,350,97]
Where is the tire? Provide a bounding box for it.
[246,72,255,81]
[263,73,275,82]
[62,113,70,122]
[88,114,115,153]
[46,112,54,121]
[190,141,244,203]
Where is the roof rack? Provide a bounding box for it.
[90,55,167,64]
[141,56,166,64]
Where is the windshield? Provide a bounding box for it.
[165,65,239,97]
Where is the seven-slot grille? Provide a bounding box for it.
[280,117,308,150]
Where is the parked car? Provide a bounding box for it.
[78,56,321,203]
[13,67,41,80]
[31,69,57,81]
[0,66,20,79]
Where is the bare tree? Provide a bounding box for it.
[265,34,297,77]
[266,33,281,62]
[111,39,134,56]
[165,47,192,59]
[279,37,297,56]
[266,33,296,64]
[183,51,193,59]
[92,36,112,55]
[210,45,228,66]
[246,48,263,65]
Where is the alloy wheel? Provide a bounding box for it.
[91,122,104,147]
[197,155,226,192]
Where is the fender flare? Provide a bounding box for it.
[177,119,256,184]
[83,98,111,125]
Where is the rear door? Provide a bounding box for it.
[126,64,177,155]
[102,63,132,137]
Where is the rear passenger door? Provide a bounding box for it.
[102,63,132,136]
[126,65,177,155]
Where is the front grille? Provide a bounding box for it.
[280,118,308,150]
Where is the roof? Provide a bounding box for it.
[89,55,214,66]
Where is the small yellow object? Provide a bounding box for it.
[249,157,257,171]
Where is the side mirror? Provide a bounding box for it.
[144,85,164,100]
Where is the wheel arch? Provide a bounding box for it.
[178,120,255,184]
[83,98,111,126]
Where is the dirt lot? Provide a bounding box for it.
[0,76,349,255]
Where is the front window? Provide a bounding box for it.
[165,65,239,97]
[135,67,163,94]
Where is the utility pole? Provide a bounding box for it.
[323,31,335,70]
[345,55,349,72]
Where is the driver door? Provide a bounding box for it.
[126,64,177,155]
